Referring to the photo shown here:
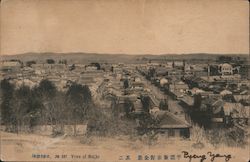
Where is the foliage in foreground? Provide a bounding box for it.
[0,79,92,135]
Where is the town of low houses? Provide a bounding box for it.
[0,57,249,139]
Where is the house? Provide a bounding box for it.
[167,81,189,99]
[167,69,184,79]
[190,87,204,95]
[0,61,22,72]
[211,99,225,126]
[190,64,208,77]
[172,61,184,69]
[179,96,194,109]
[218,63,233,75]
[150,107,160,114]
[233,95,250,105]
[168,100,186,119]
[223,102,249,126]
[131,82,144,90]
[220,89,233,96]
[166,81,189,99]
[233,95,250,102]
[85,65,98,71]
[160,78,168,87]
[212,101,249,127]
[134,76,141,82]
[150,111,191,138]
[134,99,144,113]
[112,65,123,74]
[169,81,189,93]
[184,76,210,89]
[194,77,211,89]
[155,67,168,77]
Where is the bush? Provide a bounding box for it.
[86,109,136,136]
[140,130,158,146]
[190,125,206,144]
[192,142,205,149]
[206,128,247,148]
[80,135,94,145]
[51,125,64,137]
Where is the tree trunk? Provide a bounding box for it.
[60,123,64,134]
[74,121,77,136]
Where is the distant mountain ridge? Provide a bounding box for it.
[1,52,248,64]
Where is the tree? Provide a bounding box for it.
[124,98,134,117]
[69,64,76,71]
[46,59,55,64]
[46,92,67,136]
[58,59,67,64]
[159,99,168,110]
[13,85,32,133]
[26,89,43,131]
[148,67,155,79]
[222,94,235,102]
[193,94,202,110]
[1,80,43,133]
[140,95,151,113]
[110,95,119,118]
[0,79,15,132]
[137,113,157,135]
[26,60,36,67]
[37,79,57,99]
[10,59,23,67]
[90,62,101,70]
[123,79,129,89]
[67,83,92,105]
[66,83,92,135]
[36,79,57,126]
[12,85,43,133]
[34,83,66,134]
[209,65,219,76]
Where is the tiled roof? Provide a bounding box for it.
[233,95,250,102]
[180,96,194,106]
[1,61,21,67]
[152,110,190,128]
[212,99,224,114]
[220,89,232,95]
[223,102,248,118]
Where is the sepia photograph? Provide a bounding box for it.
[0,0,249,161]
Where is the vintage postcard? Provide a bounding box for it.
[0,0,249,162]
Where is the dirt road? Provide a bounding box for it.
[1,131,249,162]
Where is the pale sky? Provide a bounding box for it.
[1,0,249,55]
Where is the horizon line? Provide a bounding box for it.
[1,51,249,57]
